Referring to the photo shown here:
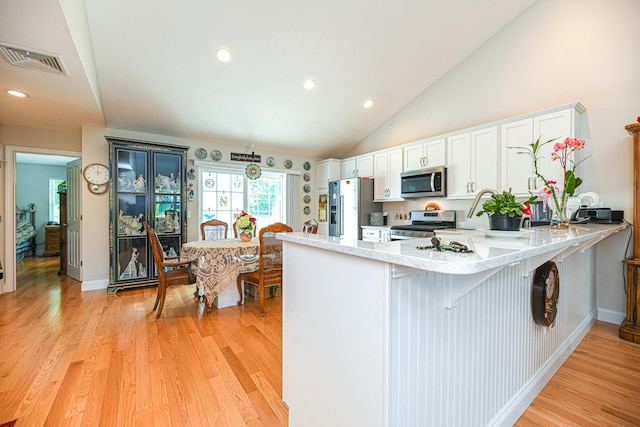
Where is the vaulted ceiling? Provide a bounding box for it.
[0,0,536,158]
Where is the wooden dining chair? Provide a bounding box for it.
[144,222,197,318]
[200,219,228,240]
[237,222,292,316]
[302,219,318,234]
[232,220,238,238]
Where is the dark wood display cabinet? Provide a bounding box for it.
[621,122,640,343]
[107,137,188,294]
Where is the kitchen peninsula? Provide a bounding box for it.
[279,224,627,427]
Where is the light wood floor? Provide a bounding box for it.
[1,256,639,426]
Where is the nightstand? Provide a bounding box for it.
[43,225,61,257]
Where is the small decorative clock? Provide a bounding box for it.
[83,163,110,194]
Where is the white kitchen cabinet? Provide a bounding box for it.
[317,158,342,188]
[342,154,374,178]
[501,104,585,195]
[361,226,391,242]
[403,138,446,172]
[373,147,404,201]
[501,118,536,195]
[447,127,499,198]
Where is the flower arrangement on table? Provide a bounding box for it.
[518,136,589,229]
[235,210,256,241]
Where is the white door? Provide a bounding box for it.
[66,159,82,280]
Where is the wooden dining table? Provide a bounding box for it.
[181,238,260,312]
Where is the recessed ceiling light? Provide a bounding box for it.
[363,99,373,108]
[5,89,29,98]
[304,79,316,90]
[216,48,231,62]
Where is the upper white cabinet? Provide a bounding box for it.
[403,138,446,172]
[342,154,374,179]
[317,158,342,188]
[447,127,499,198]
[501,105,584,195]
[373,147,404,202]
[501,119,535,195]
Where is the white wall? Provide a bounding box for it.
[346,0,640,320]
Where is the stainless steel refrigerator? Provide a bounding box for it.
[328,178,381,240]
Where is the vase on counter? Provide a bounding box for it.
[239,230,253,242]
[548,194,580,229]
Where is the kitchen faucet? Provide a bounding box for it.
[466,188,498,218]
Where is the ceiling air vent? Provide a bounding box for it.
[0,43,69,75]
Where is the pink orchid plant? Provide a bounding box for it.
[519,136,589,226]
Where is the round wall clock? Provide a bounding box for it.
[83,163,110,195]
[531,261,560,327]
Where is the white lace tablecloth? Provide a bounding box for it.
[181,239,259,311]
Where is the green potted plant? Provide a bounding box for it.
[476,189,537,231]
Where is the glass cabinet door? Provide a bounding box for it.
[117,150,147,193]
[117,237,149,280]
[154,153,181,195]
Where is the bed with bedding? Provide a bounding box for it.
[16,204,36,260]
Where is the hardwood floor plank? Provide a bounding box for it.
[43,360,84,426]
[3,256,640,426]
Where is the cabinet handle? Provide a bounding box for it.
[527,177,531,190]
[466,182,470,193]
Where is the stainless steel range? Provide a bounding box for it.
[390,210,456,240]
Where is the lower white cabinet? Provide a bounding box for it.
[361,226,391,242]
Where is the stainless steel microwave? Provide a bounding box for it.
[400,166,446,198]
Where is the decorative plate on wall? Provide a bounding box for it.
[303,172,311,182]
[303,184,311,193]
[284,159,293,169]
[266,157,276,167]
[211,150,222,161]
[303,206,311,215]
[303,195,311,204]
[195,148,207,159]
[303,161,311,171]
[246,164,262,180]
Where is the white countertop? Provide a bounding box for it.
[279,223,628,275]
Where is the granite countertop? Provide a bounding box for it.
[278,223,628,275]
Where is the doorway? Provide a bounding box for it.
[3,145,82,293]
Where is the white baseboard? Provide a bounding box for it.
[81,279,108,291]
[597,307,625,325]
